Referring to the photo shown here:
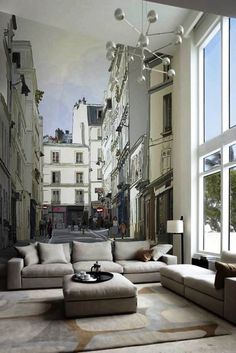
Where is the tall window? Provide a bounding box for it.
[76,172,83,184]
[52,151,59,163]
[97,168,102,180]
[75,190,84,203]
[52,171,60,184]
[199,18,236,254]
[163,93,172,135]
[52,190,60,203]
[230,18,236,128]
[204,29,221,141]
[75,152,83,163]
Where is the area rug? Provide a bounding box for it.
[0,285,230,353]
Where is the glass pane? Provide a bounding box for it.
[230,167,236,251]
[230,18,236,128]
[203,151,221,172]
[229,144,236,162]
[204,30,221,141]
[203,172,221,253]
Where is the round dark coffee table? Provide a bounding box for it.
[72,271,113,284]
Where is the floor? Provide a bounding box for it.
[0,283,235,353]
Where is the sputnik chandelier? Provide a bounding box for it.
[106,5,184,82]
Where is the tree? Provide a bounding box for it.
[204,172,221,232]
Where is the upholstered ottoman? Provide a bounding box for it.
[63,272,137,318]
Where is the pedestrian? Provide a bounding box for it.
[47,218,53,239]
[39,218,46,237]
[110,216,119,239]
[119,222,126,239]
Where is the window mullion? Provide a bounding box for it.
[221,146,229,251]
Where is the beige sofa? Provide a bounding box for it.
[160,251,236,324]
[7,240,177,290]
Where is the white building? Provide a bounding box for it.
[43,99,103,227]
[2,14,43,245]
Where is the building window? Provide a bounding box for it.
[76,172,83,184]
[52,151,59,163]
[52,171,60,184]
[75,152,83,163]
[75,190,84,203]
[163,93,172,135]
[97,148,102,160]
[97,128,102,140]
[17,152,21,178]
[17,113,22,140]
[52,190,60,203]
[97,168,102,180]
[198,18,236,254]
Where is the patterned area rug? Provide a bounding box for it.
[0,285,230,352]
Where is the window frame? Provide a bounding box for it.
[198,17,236,254]
[51,151,60,163]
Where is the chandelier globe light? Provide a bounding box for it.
[106,4,184,83]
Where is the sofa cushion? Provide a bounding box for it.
[135,248,153,262]
[116,260,166,274]
[160,264,215,284]
[62,243,71,263]
[22,263,73,278]
[15,243,39,266]
[63,272,136,301]
[184,274,224,300]
[151,244,172,261]
[114,240,150,261]
[214,261,236,289]
[221,251,236,263]
[73,261,123,274]
[72,241,113,262]
[38,243,67,264]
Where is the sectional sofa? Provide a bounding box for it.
[7,240,177,290]
[160,251,236,324]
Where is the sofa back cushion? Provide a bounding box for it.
[15,243,39,266]
[72,241,113,262]
[151,244,172,261]
[221,251,236,263]
[114,240,150,261]
[62,243,71,263]
[38,243,67,264]
[214,261,236,289]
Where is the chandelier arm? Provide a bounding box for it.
[145,22,151,36]
[124,18,141,35]
[144,48,163,61]
[148,31,174,36]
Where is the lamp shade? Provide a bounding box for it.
[167,220,183,233]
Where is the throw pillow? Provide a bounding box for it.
[38,243,67,264]
[151,244,172,261]
[135,248,153,262]
[214,261,236,289]
[15,243,39,266]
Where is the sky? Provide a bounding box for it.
[0,11,109,136]
[0,1,190,137]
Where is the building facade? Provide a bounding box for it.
[0,94,11,248]
[43,99,104,227]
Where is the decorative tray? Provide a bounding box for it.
[72,271,113,283]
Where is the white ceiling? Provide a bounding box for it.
[0,1,191,135]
